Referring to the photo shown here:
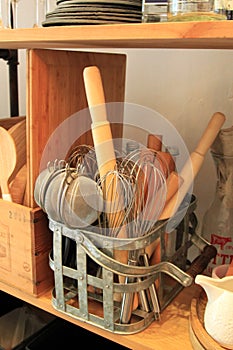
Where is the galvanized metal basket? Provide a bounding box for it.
[49,195,216,334]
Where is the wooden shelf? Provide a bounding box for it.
[0,20,225,349]
[0,21,233,49]
[0,280,199,350]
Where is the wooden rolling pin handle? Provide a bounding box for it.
[165,171,183,205]
[187,245,217,279]
[83,66,117,178]
[159,112,226,221]
[195,111,226,156]
[83,65,129,296]
[91,121,116,179]
[83,66,107,123]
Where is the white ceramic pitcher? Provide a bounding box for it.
[195,274,233,349]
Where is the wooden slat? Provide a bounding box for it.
[0,22,233,49]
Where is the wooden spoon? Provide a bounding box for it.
[0,127,17,201]
[9,164,27,205]
[8,118,26,184]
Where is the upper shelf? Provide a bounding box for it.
[1,21,233,50]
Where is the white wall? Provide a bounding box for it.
[1,1,233,231]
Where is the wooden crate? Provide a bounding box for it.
[0,117,53,296]
[0,199,53,296]
[0,49,126,296]
[26,49,126,208]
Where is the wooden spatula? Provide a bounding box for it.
[0,127,17,201]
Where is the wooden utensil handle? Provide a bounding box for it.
[83,66,117,178]
[159,112,226,220]
[147,134,162,151]
[195,111,226,156]
[83,66,107,123]
[187,245,217,279]
[83,65,129,295]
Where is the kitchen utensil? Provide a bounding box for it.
[120,148,167,233]
[149,112,226,267]
[118,148,167,323]
[83,65,129,286]
[8,118,26,184]
[145,134,179,262]
[0,126,17,201]
[9,164,27,204]
[83,66,117,182]
[147,134,162,151]
[96,168,135,237]
[66,144,98,177]
[159,112,226,221]
[34,159,104,229]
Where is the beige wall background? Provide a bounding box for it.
[0,0,233,233]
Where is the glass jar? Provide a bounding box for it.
[167,0,227,21]
[201,152,233,276]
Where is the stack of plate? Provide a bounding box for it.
[42,0,142,26]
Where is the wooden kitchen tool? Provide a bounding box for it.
[147,134,163,151]
[83,66,129,270]
[0,119,26,202]
[150,112,226,266]
[9,164,27,204]
[8,118,26,184]
[159,112,226,221]
[0,126,17,201]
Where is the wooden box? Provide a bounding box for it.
[26,49,126,208]
[0,117,53,296]
[0,49,126,296]
[0,199,53,296]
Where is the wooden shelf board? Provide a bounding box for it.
[0,22,233,49]
[0,280,199,350]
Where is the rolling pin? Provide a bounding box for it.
[150,111,226,266]
[159,112,226,221]
[83,66,129,288]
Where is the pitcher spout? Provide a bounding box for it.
[195,274,233,302]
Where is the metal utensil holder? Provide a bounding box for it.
[49,195,216,334]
